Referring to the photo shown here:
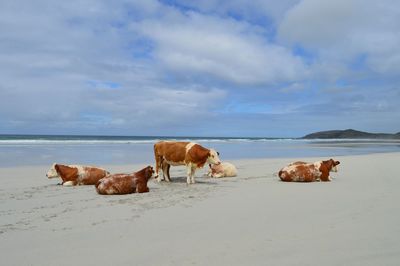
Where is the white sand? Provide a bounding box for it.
[1,153,400,266]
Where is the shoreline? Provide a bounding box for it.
[0,139,399,167]
[1,152,400,265]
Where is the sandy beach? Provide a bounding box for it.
[1,152,400,265]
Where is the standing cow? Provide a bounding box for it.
[154,141,221,184]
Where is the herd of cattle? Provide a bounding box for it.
[46,141,340,195]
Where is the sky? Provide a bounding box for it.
[1,0,399,137]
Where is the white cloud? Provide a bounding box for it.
[133,11,307,85]
[0,0,399,136]
[279,0,400,75]
[0,0,232,134]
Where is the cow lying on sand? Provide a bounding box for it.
[278,159,340,182]
[95,166,154,195]
[154,141,221,184]
[46,164,109,186]
[207,162,237,178]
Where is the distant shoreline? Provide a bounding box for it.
[302,129,400,139]
[0,134,292,141]
[1,128,399,141]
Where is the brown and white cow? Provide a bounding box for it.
[46,163,109,186]
[278,159,340,182]
[154,141,221,184]
[207,162,238,178]
[95,166,154,195]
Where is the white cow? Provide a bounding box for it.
[207,162,238,178]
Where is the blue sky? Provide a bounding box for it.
[1,0,399,137]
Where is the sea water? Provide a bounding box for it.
[0,135,399,167]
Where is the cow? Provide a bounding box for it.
[154,141,221,184]
[278,159,340,182]
[46,163,109,186]
[95,166,154,195]
[207,162,237,178]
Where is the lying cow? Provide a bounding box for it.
[278,159,340,182]
[46,163,109,186]
[95,166,154,195]
[207,162,237,178]
[154,141,221,184]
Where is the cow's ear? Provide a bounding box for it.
[217,151,220,156]
[54,164,60,172]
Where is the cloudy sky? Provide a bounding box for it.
[1,0,399,137]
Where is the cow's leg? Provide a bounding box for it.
[161,161,166,181]
[206,167,213,177]
[156,157,165,182]
[154,159,159,178]
[137,183,149,193]
[214,173,223,178]
[165,163,171,182]
[190,167,196,184]
[207,170,212,177]
[62,180,76,186]
[320,172,330,182]
[162,162,171,182]
[154,145,159,178]
[154,149,163,181]
[186,165,192,184]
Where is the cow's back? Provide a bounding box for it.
[211,162,237,177]
[279,163,320,182]
[80,167,108,185]
[96,174,135,195]
[155,141,190,165]
[223,162,238,177]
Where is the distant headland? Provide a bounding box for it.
[302,129,400,139]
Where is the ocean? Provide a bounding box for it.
[0,134,399,167]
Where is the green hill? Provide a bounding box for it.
[302,129,400,139]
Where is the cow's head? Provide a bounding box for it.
[207,149,221,165]
[325,159,340,172]
[135,166,155,180]
[146,166,155,180]
[46,163,59,179]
